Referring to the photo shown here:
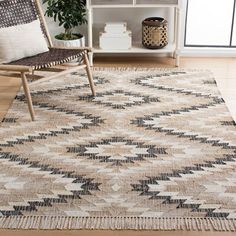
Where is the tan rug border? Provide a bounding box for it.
[0,216,235,231]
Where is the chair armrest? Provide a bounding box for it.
[50,46,93,52]
[0,65,32,73]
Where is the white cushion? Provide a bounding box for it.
[0,20,49,64]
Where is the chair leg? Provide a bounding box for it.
[21,72,35,121]
[83,53,96,96]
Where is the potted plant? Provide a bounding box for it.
[43,0,87,48]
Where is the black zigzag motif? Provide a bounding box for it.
[132,152,236,218]
[78,90,160,109]
[134,102,223,124]
[221,121,236,126]
[0,109,103,148]
[16,75,108,101]
[133,73,223,103]
[131,122,236,218]
[132,123,236,150]
[0,152,101,216]
[132,75,224,121]
[203,80,217,85]
[1,118,18,123]
[67,136,167,166]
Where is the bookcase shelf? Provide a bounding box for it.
[94,43,176,54]
[86,0,181,66]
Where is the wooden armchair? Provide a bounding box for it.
[0,0,96,121]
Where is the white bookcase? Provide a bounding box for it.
[86,0,181,66]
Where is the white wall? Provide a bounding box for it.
[41,3,63,38]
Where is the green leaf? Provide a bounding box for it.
[43,0,87,31]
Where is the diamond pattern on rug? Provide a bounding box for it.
[0,69,236,230]
[0,151,101,216]
[78,90,160,109]
[67,136,167,166]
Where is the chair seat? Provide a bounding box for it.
[6,48,86,70]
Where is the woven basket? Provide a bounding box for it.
[142,17,168,49]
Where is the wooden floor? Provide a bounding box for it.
[0,56,236,236]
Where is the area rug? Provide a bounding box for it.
[0,68,236,231]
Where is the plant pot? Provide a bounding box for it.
[53,33,85,65]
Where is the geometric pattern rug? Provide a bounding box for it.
[0,68,236,231]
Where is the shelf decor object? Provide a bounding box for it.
[142,17,168,49]
[104,22,127,33]
[86,0,181,66]
[99,22,132,50]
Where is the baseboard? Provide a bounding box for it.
[180,48,236,57]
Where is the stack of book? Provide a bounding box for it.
[99,22,132,50]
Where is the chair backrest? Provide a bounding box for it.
[0,0,52,47]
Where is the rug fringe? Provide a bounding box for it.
[92,67,212,73]
[0,216,235,231]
